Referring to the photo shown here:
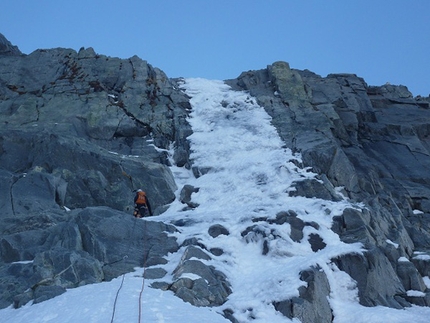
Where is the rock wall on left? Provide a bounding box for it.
[0,33,187,308]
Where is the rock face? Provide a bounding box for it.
[1,34,430,322]
[226,61,430,320]
[0,34,188,308]
[0,33,21,56]
[0,206,178,309]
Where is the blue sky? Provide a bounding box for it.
[1,0,429,96]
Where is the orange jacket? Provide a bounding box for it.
[135,191,147,205]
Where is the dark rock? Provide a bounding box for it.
[0,130,177,214]
[181,245,211,261]
[274,267,332,323]
[210,248,224,256]
[289,177,341,201]
[0,218,81,263]
[394,295,413,308]
[33,285,66,304]
[223,308,240,323]
[0,45,191,216]
[396,260,427,291]
[241,224,272,255]
[0,205,178,308]
[179,184,200,208]
[170,276,194,291]
[171,218,196,227]
[13,290,33,309]
[144,267,167,279]
[411,253,430,277]
[144,256,168,267]
[173,279,213,307]
[171,259,231,306]
[262,240,269,255]
[272,211,304,242]
[180,237,206,249]
[192,166,212,178]
[241,225,267,241]
[150,281,170,291]
[0,262,34,308]
[333,249,406,308]
[273,299,293,319]
[0,33,22,56]
[0,247,103,308]
[30,248,104,288]
[74,207,178,279]
[1,228,50,262]
[308,233,327,252]
[404,292,430,307]
[208,224,230,238]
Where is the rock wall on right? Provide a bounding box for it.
[226,61,430,309]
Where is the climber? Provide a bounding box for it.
[133,189,153,218]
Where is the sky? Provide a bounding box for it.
[1,1,429,96]
[2,78,430,322]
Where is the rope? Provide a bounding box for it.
[138,219,148,323]
[138,272,145,323]
[109,216,138,322]
[31,261,75,289]
[109,164,140,323]
[110,273,126,323]
[102,255,128,267]
[119,163,135,191]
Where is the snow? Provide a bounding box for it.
[11,260,33,265]
[407,290,426,297]
[398,257,410,262]
[2,78,430,322]
[423,277,430,289]
[414,253,430,261]
[386,239,399,248]
[0,268,226,323]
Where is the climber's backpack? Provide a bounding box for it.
[135,191,147,205]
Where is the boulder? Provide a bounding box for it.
[179,184,200,208]
[333,249,406,308]
[272,210,305,242]
[396,259,427,292]
[160,245,231,307]
[208,224,230,238]
[274,266,332,323]
[170,259,231,307]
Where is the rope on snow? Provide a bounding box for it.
[109,216,149,323]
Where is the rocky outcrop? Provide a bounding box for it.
[0,41,193,214]
[0,207,178,308]
[226,62,430,320]
[0,35,188,308]
[274,267,332,323]
[0,33,21,56]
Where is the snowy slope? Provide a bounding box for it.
[2,78,430,323]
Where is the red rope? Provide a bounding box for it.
[138,220,148,323]
[138,270,145,323]
[110,274,126,323]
